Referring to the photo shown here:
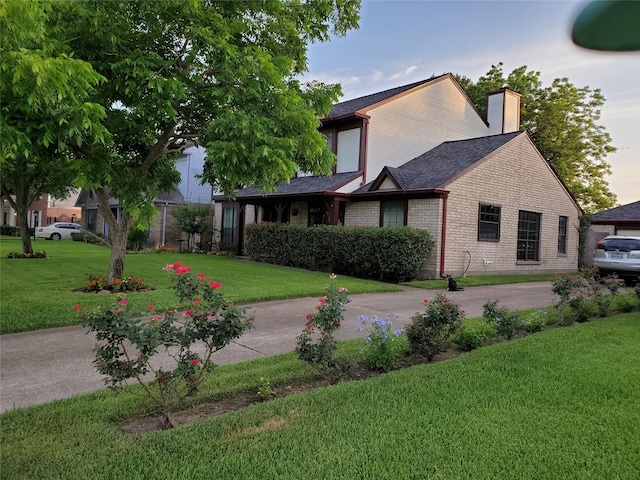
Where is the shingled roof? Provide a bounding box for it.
[325,74,447,119]
[355,131,523,193]
[232,172,361,199]
[592,200,640,222]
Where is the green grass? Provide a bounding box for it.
[1,313,638,479]
[404,273,561,289]
[0,238,401,334]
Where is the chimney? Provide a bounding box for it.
[486,88,521,135]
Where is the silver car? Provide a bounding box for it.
[36,222,81,241]
[593,235,640,285]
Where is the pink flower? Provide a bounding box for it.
[306,313,313,320]
[338,287,347,293]
[115,308,123,314]
[154,315,162,321]
[147,305,154,311]
[175,266,191,275]
[119,299,128,306]
[172,262,182,268]
[73,304,81,311]
[197,273,206,280]
[194,299,200,305]
[184,310,193,317]
[318,297,326,305]
[209,281,222,289]
[444,298,450,303]
[423,299,429,303]
[191,358,199,365]
[306,323,313,329]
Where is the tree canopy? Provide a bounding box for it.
[0,0,107,253]
[43,0,360,279]
[456,63,616,213]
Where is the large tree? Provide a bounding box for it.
[457,63,616,212]
[0,0,107,254]
[50,0,360,281]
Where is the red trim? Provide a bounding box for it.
[440,192,448,278]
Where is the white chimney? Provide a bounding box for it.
[487,88,521,135]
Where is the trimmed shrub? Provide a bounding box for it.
[245,224,434,282]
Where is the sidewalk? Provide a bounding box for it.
[0,282,555,413]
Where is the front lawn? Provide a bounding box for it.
[0,238,401,334]
[1,313,638,479]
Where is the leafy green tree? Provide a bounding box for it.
[172,203,214,252]
[457,63,616,212]
[51,0,360,281]
[0,0,107,254]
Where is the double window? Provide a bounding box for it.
[478,204,501,241]
[380,200,406,228]
[517,210,541,261]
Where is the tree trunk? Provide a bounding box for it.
[95,188,134,282]
[108,225,128,281]
[160,409,175,429]
[5,193,34,255]
[18,208,34,255]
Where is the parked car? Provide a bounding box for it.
[36,222,81,241]
[593,235,640,285]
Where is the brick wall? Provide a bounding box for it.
[442,134,581,276]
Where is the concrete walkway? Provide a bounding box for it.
[0,282,556,413]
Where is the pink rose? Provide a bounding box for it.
[119,299,128,306]
[147,305,154,311]
[73,304,81,311]
[191,358,199,365]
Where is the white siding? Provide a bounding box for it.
[487,90,521,135]
[336,175,364,193]
[364,77,489,183]
[175,146,213,204]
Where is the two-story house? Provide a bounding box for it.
[214,73,582,278]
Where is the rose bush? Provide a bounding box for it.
[78,263,252,429]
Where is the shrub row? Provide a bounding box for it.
[1,225,34,236]
[245,224,434,282]
[71,231,109,246]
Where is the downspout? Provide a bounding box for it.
[439,192,449,278]
[162,202,167,246]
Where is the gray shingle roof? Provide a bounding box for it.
[592,200,640,221]
[355,132,523,193]
[233,172,361,198]
[326,74,447,119]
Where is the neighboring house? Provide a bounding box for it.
[1,193,81,229]
[591,200,640,236]
[214,73,582,278]
[75,145,214,249]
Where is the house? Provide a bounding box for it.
[214,73,582,278]
[1,193,81,230]
[591,200,640,236]
[75,145,213,249]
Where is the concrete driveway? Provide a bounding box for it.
[0,282,556,413]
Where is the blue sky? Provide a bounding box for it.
[305,0,640,207]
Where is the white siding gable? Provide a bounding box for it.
[363,76,489,184]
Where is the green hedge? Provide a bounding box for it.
[245,224,434,282]
[1,225,34,236]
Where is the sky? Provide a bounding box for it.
[304,0,640,208]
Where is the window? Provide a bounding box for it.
[558,216,568,254]
[86,209,97,232]
[380,200,406,228]
[336,128,360,173]
[517,210,541,261]
[478,204,501,241]
[221,205,238,245]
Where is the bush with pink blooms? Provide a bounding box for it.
[296,274,350,370]
[77,262,252,429]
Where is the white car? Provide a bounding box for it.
[36,222,82,240]
[593,235,640,285]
